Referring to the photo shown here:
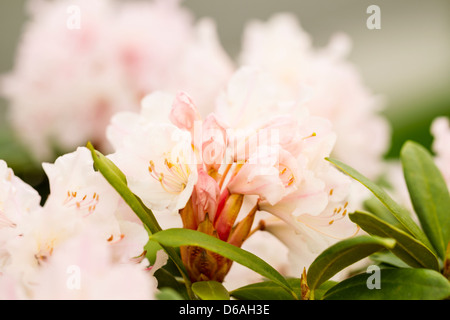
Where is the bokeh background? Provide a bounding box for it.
[1,0,449,198]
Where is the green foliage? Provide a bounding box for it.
[307,140,450,300]
[400,141,450,259]
[306,236,396,294]
[149,228,297,299]
[192,281,230,300]
[88,140,450,300]
[323,268,450,300]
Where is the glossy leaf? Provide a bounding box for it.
[150,228,297,299]
[444,242,450,280]
[192,281,230,300]
[156,287,185,300]
[306,235,396,292]
[323,268,450,300]
[400,140,450,259]
[350,211,439,270]
[230,278,337,300]
[370,251,411,269]
[231,278,302,300]
[327,157,432,249]
[86,142,161,234]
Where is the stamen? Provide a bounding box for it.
[64,189,100,217]
[303,132,317,140]
[148,156,190,195]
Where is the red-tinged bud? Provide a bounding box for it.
[214,193,244,241]
[179,198,197,230]
[227,205,257,248]
[191,168,220,223]
[300,267,310,300]
[180,216,232,282]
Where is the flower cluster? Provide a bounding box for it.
[107,67,360,284]
[1,0,233,160]
[0,149,165,299]
[1,0,448,300]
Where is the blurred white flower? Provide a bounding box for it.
[239,13,391,179]
[0,147,152,298]
[1,0,233,161]
[109,120,199,216]
[431,116,450,187]
[31,228,161,300]
[0,160,41,269]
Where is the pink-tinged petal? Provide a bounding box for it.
[214,193,244,242]
[258,169,328,221]
[30,227,157,300]
[191,168,221,223]
[201,114,228,171]
[169,92,201,133]
[227,146,299,205]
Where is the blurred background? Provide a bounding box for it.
[1,0,449,197]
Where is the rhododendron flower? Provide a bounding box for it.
[239,13,391,179]
[215,67,360,274]
[0,160,41,269]
[109,122,198,216]
[0,148,153,298]
[1,0,233,161]
[107,65,359,283]
[30,229,163,300]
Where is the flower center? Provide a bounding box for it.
[148,155,191,195]
[63,190,100,216]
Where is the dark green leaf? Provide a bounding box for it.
[327,157,432,249]
[86,142,161,234]
[370,251,411,269]
[350,211,439,270]
[400,140,450,259]
[323,268,450,300]
[156,287,185,300]
[192,281,230,300]
[231,278,302,300]
[230,278,337,300]
[150,228,297,299]
[314,281,338,300]
[307,235,396,293]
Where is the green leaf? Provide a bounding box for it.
[400,140,450,260]
[327,157,432,249]
[156,287,185,300]
[153,261,193,300]
[314,281,338,300]
[306,235,396,293]
[86,142,161,234]
[323,268,450,300]
[150,228,297,299]
[350,211,440,270]
[370,251,411,269]
[363,196,403,228]
[230,278,302,300]
[192,281,230,300]
[230,279,337,300]
[444,242,450,280]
